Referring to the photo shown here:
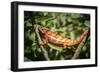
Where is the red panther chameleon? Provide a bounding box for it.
[38,26,90,48]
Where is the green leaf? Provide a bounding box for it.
[84,20,90,27]
[30,33,35,40]
[24,57,31,61]
[71,14,81,18]
[25,19,32,27]
[47,43,64,52]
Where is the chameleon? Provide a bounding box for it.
[38,26,90,48]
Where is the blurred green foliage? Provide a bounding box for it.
[24,11,90,61]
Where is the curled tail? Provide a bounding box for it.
[66,28,90,46]
[73,28,90,45]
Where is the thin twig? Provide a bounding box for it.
[54,51,59,59]
[56,15,61,28]
[72,29,90,59]
[33,25,50,60]
[60,55,65,60]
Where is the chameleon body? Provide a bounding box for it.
[39,27,89,48]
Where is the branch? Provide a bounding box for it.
[33,25,50,60]
[72,29,90,59]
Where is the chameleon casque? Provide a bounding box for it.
[38,26,90,48]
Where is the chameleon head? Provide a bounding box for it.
[39,27,49,34]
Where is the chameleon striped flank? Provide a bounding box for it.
[39,27,89,48]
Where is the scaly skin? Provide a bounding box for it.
[39,28,89,48]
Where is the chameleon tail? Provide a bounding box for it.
[73,28,90,45]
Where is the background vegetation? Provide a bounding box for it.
[24,11,90,61]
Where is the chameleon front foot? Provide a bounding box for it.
[39,39,48,46]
